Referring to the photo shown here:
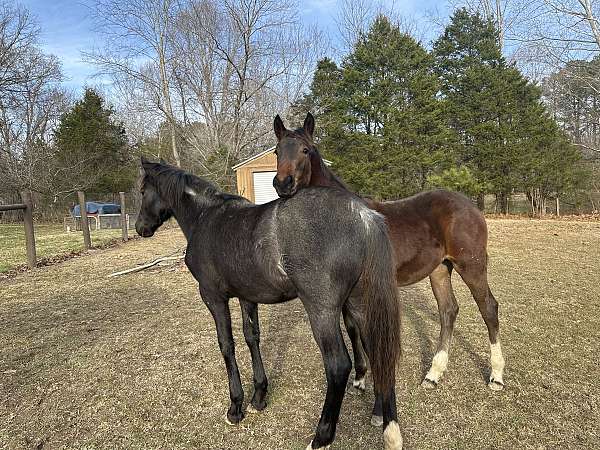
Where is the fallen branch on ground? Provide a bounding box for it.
[108,253,185,277]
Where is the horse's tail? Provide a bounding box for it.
[361,207,401,394]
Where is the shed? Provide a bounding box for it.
[232,147,278,204]
[232,147,331,204]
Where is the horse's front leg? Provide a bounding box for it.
[239,299,268,412]
[200,288,245,424]
[304,306,352,449]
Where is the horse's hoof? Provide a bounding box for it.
[420,378,438,389]
[488,379,504,391]
[247,400,267,414]
[352,377,366,391]
[371,414,383,427]
[306,441,330,450]
[251,397,267,411]
[224,411,244,425]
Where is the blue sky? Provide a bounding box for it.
[20,0,449,93]
[20,0,97,92]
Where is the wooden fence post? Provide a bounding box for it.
[119,191,128,242]
[20,191,37,269]
[77,191,91,250]
[556,197,560,217]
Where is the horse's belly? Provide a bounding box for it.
[393,239,445,286]
[228,276,297,305]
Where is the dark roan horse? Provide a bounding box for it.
[135,158,403,450]
[273,113,505,395]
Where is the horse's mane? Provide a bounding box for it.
[143,162,246,210]
[315,148,349,190]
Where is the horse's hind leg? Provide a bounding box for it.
[455,260,505,391]
[422,261,459,388]
[239,300,268,412]
[342,302,368,391]
[303,305,351,449]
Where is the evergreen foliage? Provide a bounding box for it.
[51,89,134,194]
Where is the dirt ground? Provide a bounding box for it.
[1,219,599,449]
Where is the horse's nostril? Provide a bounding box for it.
[273,175,293,189]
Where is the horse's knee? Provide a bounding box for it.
[334,357,352,385]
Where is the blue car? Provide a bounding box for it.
[72,202,121,216]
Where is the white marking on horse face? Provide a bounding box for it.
[490,341,505,383]
[352,377,366,390]
[383,421,403,450]
[184,186,197,197]
[425,350,448,383]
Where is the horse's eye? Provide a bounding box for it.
[303,148,309,154]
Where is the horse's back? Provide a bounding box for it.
[368,189,487,283]
[275,188,381,288]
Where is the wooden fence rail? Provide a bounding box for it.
[2,190,133,271]
[0,192,36,268]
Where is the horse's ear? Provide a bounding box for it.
[303,112,315,137]
[274,115,286,141]
[141,155,151,169]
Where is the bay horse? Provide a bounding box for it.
[272,113,505,396]
[135,158,403,449]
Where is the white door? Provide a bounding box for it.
[253,171,279,204]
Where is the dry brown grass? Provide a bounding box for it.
[1,219,599,449]
[0,224,125,273]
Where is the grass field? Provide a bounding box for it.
[0,223,123,273]
[1,219,599,449]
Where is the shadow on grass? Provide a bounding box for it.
[399,284,490,385]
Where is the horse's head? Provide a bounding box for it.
[135,157,173,237]
[272,113,316,197]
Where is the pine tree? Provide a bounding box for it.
[51,89,133,194]
[433,8,579,213]
[301,16,450,199]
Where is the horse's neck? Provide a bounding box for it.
[309,152,347,191]
[170,200,201,241]
[169,193,218,241]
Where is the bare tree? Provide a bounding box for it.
[509,0,600,70]
[88,0,325,187]
[335,0,426,51]
[170,1,322,173]
[0,2,68,196]
[87,0,182,166]
[0,2,39,99]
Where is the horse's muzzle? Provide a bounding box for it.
[135,221,155,238]
[273,175,296,197]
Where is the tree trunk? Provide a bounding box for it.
[477,192,485,211]
[496,192,509,215]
